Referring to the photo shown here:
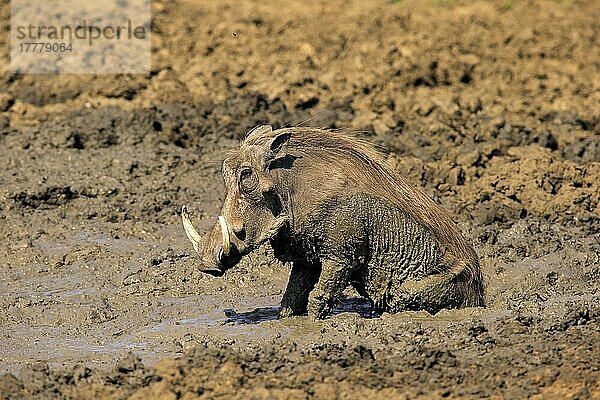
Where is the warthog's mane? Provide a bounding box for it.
[244,127,388,176]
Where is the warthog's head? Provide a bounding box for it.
[182,125,292,276]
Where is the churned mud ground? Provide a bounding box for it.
[0,0,599,398]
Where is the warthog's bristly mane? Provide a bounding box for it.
[244,127,387,173]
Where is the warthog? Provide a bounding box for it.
[182,126,484,318]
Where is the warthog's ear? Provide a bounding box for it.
[262,131,292,170]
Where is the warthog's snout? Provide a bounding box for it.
[181,205,242,276]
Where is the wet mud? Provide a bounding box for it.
[0,0,599,398]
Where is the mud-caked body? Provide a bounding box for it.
[183,126,484,319]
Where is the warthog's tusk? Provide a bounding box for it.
[218,215,231,256]
[181,205,201,254]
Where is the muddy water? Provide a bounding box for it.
[1,0,599,398]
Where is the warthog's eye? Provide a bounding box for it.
[238,167,258,194]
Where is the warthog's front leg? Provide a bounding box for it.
[307,259,351,319]
[279,261,320,318]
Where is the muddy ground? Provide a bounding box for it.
[0,0,599,398]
